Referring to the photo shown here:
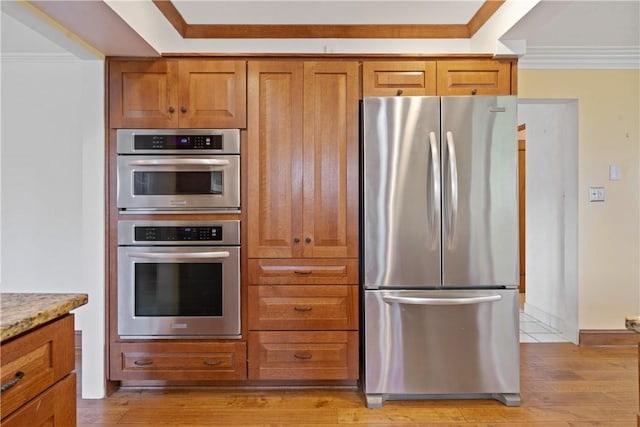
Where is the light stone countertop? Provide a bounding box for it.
[626,316,640,334]
[0,293,88,342]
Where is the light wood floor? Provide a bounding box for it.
[77,343,638,426]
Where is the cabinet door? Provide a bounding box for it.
[178,60,247,128]
[247,61,304,258]
[363,61,437,96]
[109,60,179,128]
[302,62,359,258]
[436,60,512,95]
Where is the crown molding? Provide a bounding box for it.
[518,46,640,70]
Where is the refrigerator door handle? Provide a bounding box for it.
[445,131,459,249]
[428,131,441,250]
[382,294,502,306]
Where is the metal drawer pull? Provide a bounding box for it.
[293,270,312,275]
[294,353,312,360]
[204,360,222,366]
[294,306,313,312]
[1,371,25,392]
[134,360,153,366]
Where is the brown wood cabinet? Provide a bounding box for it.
[1,314,76,426]
[436,59,514,95]
[109,59,246,129]
[246,60,360,381]
[110,341,247,382]
[247,61,359,259]
[362,61,437,96]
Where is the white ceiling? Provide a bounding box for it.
[1,0,639,68]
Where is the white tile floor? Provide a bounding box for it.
[519,310,567,343]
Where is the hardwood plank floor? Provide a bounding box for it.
[77,343,638,426]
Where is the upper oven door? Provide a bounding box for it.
[117,155,240,210]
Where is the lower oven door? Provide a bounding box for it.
[116,155,240,210]
[118,246,240,338]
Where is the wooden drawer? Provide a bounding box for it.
[1,373,76,427]
[436,60,512,95]
[248,258,358,285]
[248,285,358,330]
[111,341,247,381]
[363,61,437,96]
[248,331,358,380]
[0,315,75,419]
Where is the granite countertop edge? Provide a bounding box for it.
[626,316,640,334]
[1,293,88,342]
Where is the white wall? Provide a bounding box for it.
[519,70,640,331]
[518,100,579,342]
[0,13,105,398]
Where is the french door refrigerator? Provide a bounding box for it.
[362,96,520,408]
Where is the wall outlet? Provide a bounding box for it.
[588,186,605,202]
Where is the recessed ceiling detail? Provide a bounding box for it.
[152,0,504,39]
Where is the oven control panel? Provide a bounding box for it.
[134,135,223,151]
[134,226,223,242]
[118,220,240,246]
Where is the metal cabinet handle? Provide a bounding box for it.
[293,270,312,275]
[294,353,312,360]
[180,106,187,113]
[134,360,153,366]
[471,88,478,95]
[305,237,312,244]
[203,360,222,366]
[293,237,300,243]
[168,106,175,113]
[1,371,25,392]
[396,89,404,96]
[294,306,313,311]
[383,295,502,306]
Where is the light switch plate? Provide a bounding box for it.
[589,186,605,202]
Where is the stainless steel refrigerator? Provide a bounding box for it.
[362,96,520,408]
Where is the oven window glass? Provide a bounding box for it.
[134,263,223,316]
[133,171,223,195]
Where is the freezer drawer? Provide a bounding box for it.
[363,289,520,408]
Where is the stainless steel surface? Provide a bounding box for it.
[116,129,240,154]
[363,96,442,289]
[361,96,520,407]
[364,289,520,405]
[117,245,240,338]
[362,96,518,290]
[441,96,518,288]
[118,220,240,246]
[116,154,240,210]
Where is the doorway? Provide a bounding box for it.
[517,99,579,344]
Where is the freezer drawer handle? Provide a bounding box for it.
[382,294,502,306]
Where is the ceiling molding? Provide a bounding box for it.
[152,0,504,39]
[519,46,640,70]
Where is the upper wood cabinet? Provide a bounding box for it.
[362,61,437,97]
[436,59,513,95]
[109,59,246,129]
[247,61,359,259]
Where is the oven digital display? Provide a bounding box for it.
[134,135,223,150]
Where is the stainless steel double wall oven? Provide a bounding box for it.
[116,130,242,339]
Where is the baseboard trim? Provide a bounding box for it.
[579,329,639,346]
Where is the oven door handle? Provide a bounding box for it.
[127,251,230,260]
[127,159,231,167]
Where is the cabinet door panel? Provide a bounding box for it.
[302,62,359,258]
[178,60,246,128]
[363,61,437,96]
[109,60,178,128]
[436,60,512,95]
[247,61,304,258]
